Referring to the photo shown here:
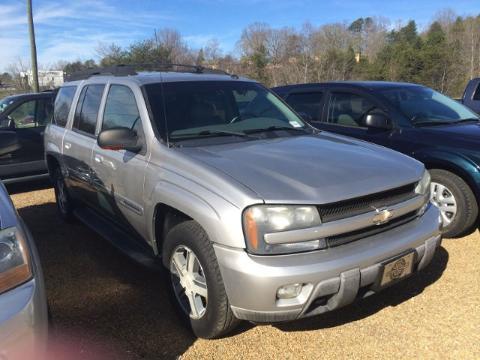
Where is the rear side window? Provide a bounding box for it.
[286,92,323,121]
[73,84,105,135]
[37,98,54,125]
[102,85,140,130]
[54,86,77,127]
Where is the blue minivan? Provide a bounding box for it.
[274,81,480,238]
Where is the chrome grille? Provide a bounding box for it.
[326,210,419,248]
[317,183,417,223]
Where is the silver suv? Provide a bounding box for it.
[45,65,442,338]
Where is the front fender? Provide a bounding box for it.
[144,179,248,254]
[413,148,480,198]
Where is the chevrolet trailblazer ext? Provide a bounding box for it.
[44,65,442,338]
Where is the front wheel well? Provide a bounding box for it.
[423,162,478,199]
[154,204,192,256]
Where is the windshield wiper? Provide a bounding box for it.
[244,125,311,134]
[413,120,454,127]
[170,129,257,140]
[452,118,480,124]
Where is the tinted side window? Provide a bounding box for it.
[2,100,36,128]
[327,92,375,128]
[102,85,140,130]
[37,98,54,125]
[73,84,105,135]
[473,84,480,101]
[286,92,323,121]
[54,86,77,127]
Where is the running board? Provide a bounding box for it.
[74,207,163,271]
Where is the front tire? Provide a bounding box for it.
[52,167,74,222]
[163,220,239,338]
[430,169,478,238]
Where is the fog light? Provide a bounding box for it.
[277,283,303,299]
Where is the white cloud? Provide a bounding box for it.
[0,0,175,71]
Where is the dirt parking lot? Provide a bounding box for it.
[7,183,480,359]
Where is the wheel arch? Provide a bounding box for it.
[419,153,480,201]
[153,203,192,258]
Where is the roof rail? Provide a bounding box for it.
[65,63,232,81]
[65,65,137,81]
[139,63,231,76]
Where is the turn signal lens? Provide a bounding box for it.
[245,209,259,250]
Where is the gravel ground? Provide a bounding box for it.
[8,183,480,360]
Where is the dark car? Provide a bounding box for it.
[0,92,55,183]
[273,81,480,238]
[460,78,480,114]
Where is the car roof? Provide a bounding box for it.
[1,92,54,101]
[273,81,423,93]
[63,71,254,87]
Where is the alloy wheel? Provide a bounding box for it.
[170,245,208,319]
[430,181,457,226]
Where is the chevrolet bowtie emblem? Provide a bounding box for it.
[372,207,393,225]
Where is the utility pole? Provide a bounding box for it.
[26,0,39,92]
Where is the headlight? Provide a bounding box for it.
[415,170,431,196]
[243,205,325,255]
[0,227,32,295]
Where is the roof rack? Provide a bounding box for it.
[65,65,137,81]
[65,63,233,81]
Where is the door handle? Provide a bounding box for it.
[94,154,104,163]
[64,142,71,150]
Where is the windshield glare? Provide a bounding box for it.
[145,81,306,141]
[0,97,15,113]
[380,86,479,125]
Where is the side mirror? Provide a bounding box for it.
[6,115,15,129]
[365,112,392,130]
[97,127,141,152]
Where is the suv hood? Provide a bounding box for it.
[179,133,423,204]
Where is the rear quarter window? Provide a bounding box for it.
[54,86,77,127]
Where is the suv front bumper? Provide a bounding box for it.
[214,204,442,322]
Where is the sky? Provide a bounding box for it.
[0,0,479,72]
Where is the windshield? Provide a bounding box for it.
[380,86,479,125]
[0,96,15,113]
[145,81,307,142]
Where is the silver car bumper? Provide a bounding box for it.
[214,204,442,322]
[0,278,47,358]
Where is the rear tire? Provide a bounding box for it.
[52,167,74,222]
[163,220,239,338]
[430,169,478,238]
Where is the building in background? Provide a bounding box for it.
[21,70,64,89]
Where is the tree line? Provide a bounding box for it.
[5,10,480,98]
